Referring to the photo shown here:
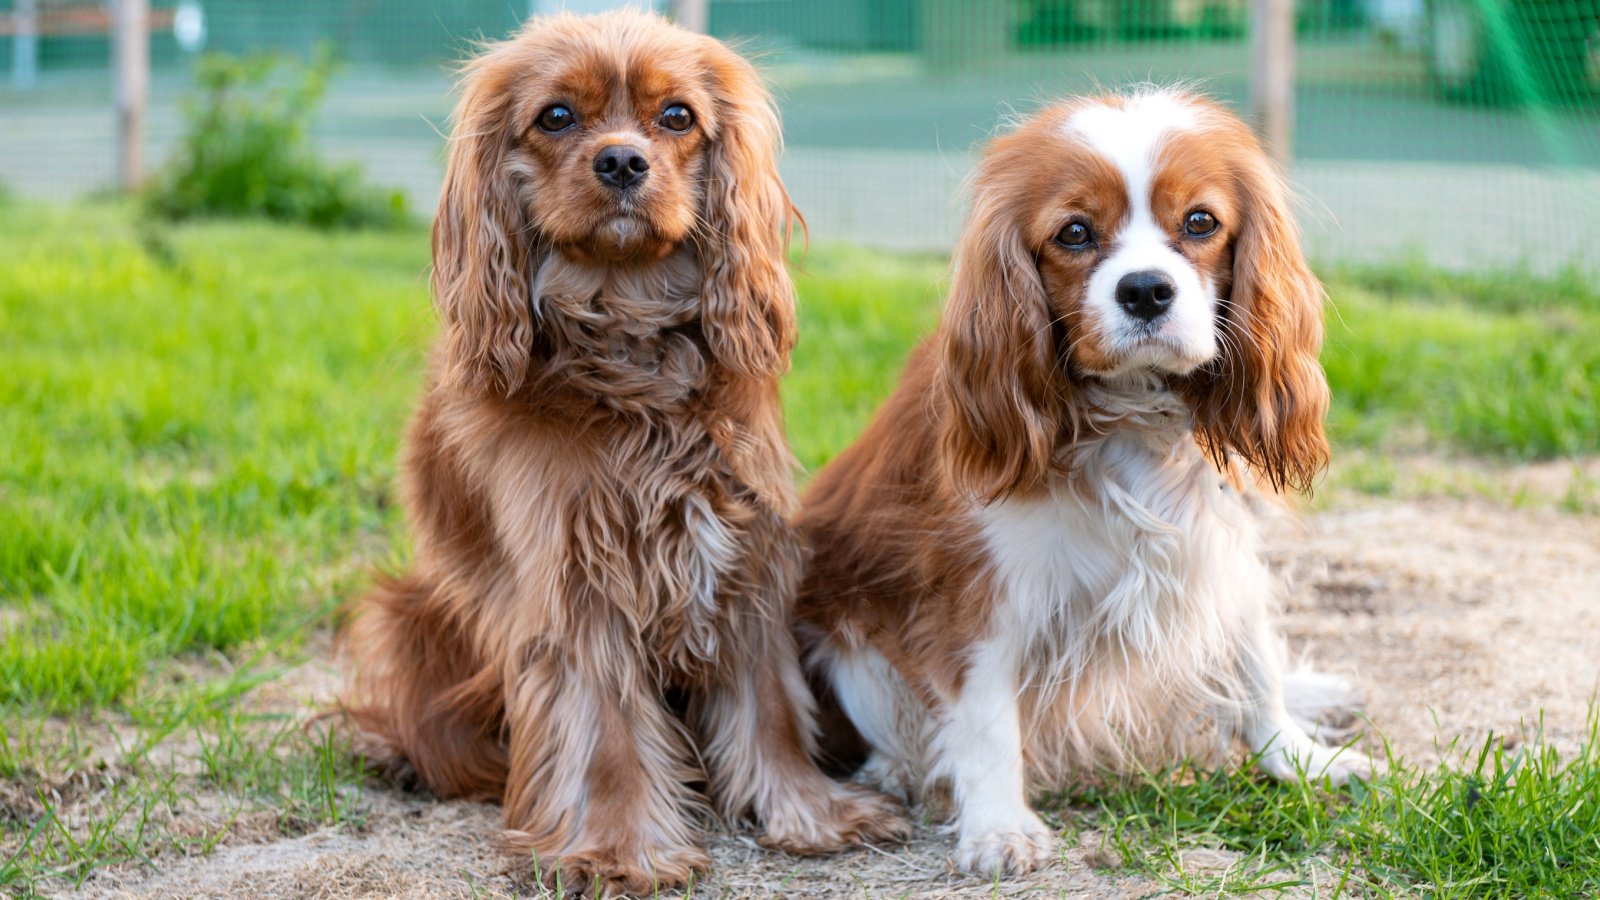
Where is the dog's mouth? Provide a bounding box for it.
[598,214,650,249]
[1090,331,1217,378]
[576,213,677,263]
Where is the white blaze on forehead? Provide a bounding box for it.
[1063,90,1201,213]
[1061,91,1219,375]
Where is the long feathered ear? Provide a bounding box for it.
[431,54,536,396]
[697,43,798,380]
[1188,137,1329,494]
[939,153,1066,503]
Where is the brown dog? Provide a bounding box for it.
[340,11,906,895]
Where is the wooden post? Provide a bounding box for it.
[114,0,150,191]
[12,0,38,90]
[1250,0,1294,167]
[672,0,708,33]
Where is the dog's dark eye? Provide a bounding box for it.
[1055,220,1094,249]
[659,104,694,133]
[535,105,575,133]
[1184,210,1218,236]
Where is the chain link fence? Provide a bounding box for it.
[3,0,1597,272]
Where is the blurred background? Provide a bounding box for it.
[4,6,1600,893]
[2,0,1598,273]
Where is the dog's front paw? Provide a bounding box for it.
[504,832,710,898]
[953,813,1056,876]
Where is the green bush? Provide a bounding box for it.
[142,47,409,230]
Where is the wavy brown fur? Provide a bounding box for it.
[339,12,906,896]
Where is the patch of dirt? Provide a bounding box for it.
[38,486,1600,898]
[1273,496,1600,764]
[75,802,1162,899]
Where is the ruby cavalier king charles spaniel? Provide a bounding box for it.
[340,11,907,896]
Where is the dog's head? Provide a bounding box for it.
[940,89,1329,500]
[434,11,797,394]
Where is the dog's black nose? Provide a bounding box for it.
[1115,270,1177,321]
[594,145,650,189]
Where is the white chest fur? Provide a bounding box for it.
[981,436,1260,635]
[971,391,1274,743]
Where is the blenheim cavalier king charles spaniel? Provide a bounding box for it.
[341,11,906,895]
[796,89,1367,876]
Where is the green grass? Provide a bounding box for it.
[1323,261,1600,458]
[784,244,947,469]
[0,206,428,711]
[1066,713,1600,896]
[2,204,1599,894]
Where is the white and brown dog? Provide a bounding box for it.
[797,88,1366,876]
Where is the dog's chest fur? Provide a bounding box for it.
[531,249,710,413]
[527,250,789,671]
[973,384,1268,753]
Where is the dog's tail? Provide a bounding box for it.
[1282,668,1364,744]
[339,573,509,801]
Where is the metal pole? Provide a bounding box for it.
[1250,0,1294,167]
[12,0,38,90]
[672,0,708,33]
[114,0,150,191]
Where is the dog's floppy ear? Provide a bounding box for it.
[939,139,1068,504]
[1187,126,1329,494]
[696,40,799,380]
[432,49,537,396]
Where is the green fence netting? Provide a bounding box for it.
[2,0,1597,272]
